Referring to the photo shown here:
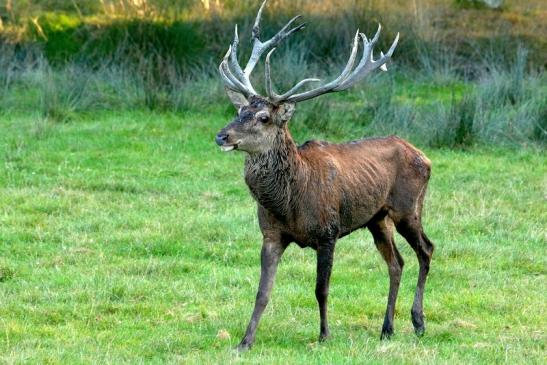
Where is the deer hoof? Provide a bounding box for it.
[236,340,252,352]
[411,310,425,337]
[319,332,331,342]
[414,326,425,337]
[380,328,394,340]
[380,320,394,340]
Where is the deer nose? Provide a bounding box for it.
[215,133,229,146]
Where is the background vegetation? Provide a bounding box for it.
[0,0,545,146]
[0,0,545,363]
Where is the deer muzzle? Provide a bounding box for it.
[215,132,239,152]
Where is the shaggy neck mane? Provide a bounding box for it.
[244,127,305,219]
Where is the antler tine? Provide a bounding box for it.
[220,61,247,94]
[219,47,238,91]
[331,29,379,91]
[252,0,268,42]
[220,46,252,96]
[229,26,245,80]
[264,48,278,100]
[276,78,321,101]
[229,25,257,94]
[265,48,320,102]
[219,66,237,91]
[334,30,399,91]
[271,15,305,44]
[244,14,305,76]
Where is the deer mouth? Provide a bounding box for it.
[220,142,240,152]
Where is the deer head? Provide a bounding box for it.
[215,0,399,154]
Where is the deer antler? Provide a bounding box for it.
[219,0,305,97]
[219,0,399,103]
[266,24,399,103]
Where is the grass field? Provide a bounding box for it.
[0,109,545,364]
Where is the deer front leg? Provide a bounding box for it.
[316,239,336,342]
[237,236,286,352]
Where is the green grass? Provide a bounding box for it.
[0,110,545,364]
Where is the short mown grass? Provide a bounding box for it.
[0,109,545,364]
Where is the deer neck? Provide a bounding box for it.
[244,128,304,219]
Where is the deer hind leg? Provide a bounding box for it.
[394,214,434,337]
[368,216,404,339]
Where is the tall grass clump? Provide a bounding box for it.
[0,42,42,113]
[472,47,546,145]
[0,43,17,94]
[38,62,89,122]
[425,94,476,148]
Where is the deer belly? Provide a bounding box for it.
[293,239,318,250]
[338,189,384,234]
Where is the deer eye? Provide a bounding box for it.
[256,112,270,123]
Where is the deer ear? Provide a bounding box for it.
[225,88,249,109]
[277,102,295,123]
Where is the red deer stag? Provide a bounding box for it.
[215,0,435,351]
